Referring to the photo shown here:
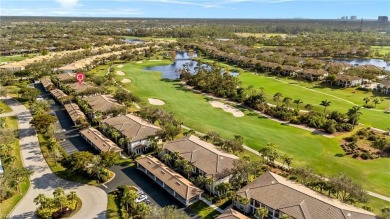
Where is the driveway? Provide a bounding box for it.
[100,165,184,209]
[2,97,107,219]
[35,83,96,155]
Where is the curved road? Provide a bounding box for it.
[2,97,107,219]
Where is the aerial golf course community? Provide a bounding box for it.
[0,16,390,219]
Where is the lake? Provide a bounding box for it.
[331,58,390,71]
[144,51,239,79]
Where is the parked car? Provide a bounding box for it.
[136,194,148,203]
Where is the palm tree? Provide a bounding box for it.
[34,194,47,209]
[118,137,125,148]
[320,100,331,114]
[293,99,303,111]
[282,97,292,108]
[363,97,371,107]
[273,92,283,106]
[183,162,193,179]
[205,177,214,195]
[255,207,269,219]
[347,106,362,129]
[304,104,314,112]
[53,187,65,198]
[121,190,138,212]
[281,154,292,169]
[373,98,380,108]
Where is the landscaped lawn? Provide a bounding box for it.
[107,194,121,219]
[37,134,100,185]
[0,116,30,219]
[238,72,390,129]
[111,60,390,198]
[371,46,390,56]
[0,54,37,63]
[200,58,390,130]
[123,36,177,42]
[188,201,220,219]
[0,100,12,113]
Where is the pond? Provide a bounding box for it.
[330,58,390,71]
[143,51,239,79]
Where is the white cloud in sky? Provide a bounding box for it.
[56,0,79,7]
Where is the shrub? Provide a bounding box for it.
[360,152,369,160]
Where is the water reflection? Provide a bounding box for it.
[330,58,390,71]
[143,51,239,79]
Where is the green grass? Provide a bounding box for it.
[235,32,288,38]
[238,72,390,129]
[107,194,121,219]
[0,116,30,219]
[188,201,220,219]
[115,60,390,198]
[358,196,390,215]
[0,100,12,113]
[123,36,177,42]
[65,197,83,218]
[371,46,390,56]
[0,54,37,63]
[37,134,99,185]
[200,57,390,130]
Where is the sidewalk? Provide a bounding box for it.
[1,97,107,219]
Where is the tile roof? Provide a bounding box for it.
[84,95,124,113]
[216,209,249,219]
[163,135,238,177]
[49,89,67,100]
[335,74,363,81]
[136,155,203,200]
[236,172,376,219]
[103,114,161,142]
[64,103,86,123]
[40,76,54,89]
[67,82,97,94]
[303,69,328,76]
[56,72,76,82]
[80,127,122,153]
[379,80,390,87]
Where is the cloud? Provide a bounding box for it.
[56,0,79,8]
[0,7,143,16]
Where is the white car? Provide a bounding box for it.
[135,194,148,203]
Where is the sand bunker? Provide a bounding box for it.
[148,98,165,106]
[136,61,143,64]
[117,64,124,68]
[121,78,131,83]
[209,101,244,117]
[116,71,125,75]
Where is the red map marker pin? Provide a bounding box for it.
[76,72,85,85]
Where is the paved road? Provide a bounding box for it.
[1,97,107,219]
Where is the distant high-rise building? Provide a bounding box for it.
[350,16,357,20]
[378,16,389,22]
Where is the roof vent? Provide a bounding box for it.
[148,161,152,164]
[271,180,275,184]
[176,181,181,186]
[161,170,165,174]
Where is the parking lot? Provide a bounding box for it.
[34,83,96,155]
[35,82,193,215]
[100,165,185,209]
